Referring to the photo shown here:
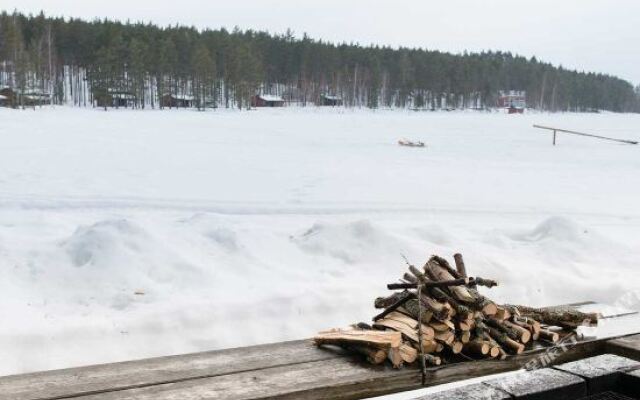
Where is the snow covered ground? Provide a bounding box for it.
[1,106,639,376]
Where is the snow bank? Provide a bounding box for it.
[0,107,638,375]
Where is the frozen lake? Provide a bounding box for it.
[1,107,639,375]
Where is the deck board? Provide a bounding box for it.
[1,303,638,400]
[605,334,640,361]
[50,338,609,400]
[0,340,343,400]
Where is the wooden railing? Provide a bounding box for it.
[533,124,638,145]
[1,302,638,400]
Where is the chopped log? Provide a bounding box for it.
[463,340,490,356]
[528,319,542,334]
[435,342,444,352]
[488,327,524,354]
[471,277,499,288]
[459,330,471,344]
[451,254,498,289]
[506,304,599,329]
[424,354,442,366]
[384,311,420,329]
[397,302,433,324]
[387,347,403,368]
[467,318,476,330]
[483,333,507,360]
[503,304,521,317]
[409,265,427,282]
[420,340,439,353]
[430,320,455,331]
[449,253,498,314]
[403,272,418,284]
[485,318,525,344]
[374,291,411,309]
[387,278,471,291]
[399,343,418,363]
[539,329,560,343]
[494,306,511,321]
[511,316,541,338]
[453,253,467,278]
[489,346,500,358]
[434,330,455,345]
[402,267,454,321]
[314,329,402,350]
[450,341,464,354]
[347,344,387,364]
[430,255,462,279]
[502,320,532,343]
[424,257,476,303]
[456,319,472,331]
[419,294,452,321]
[373,318,434,343]
[428,286,473,319]
[497,348,508,359]
[408,264,472,320]
[476,319,524,354]
[473,295,498,316]
[373,292,414,321]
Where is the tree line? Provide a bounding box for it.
[1,10,638,112]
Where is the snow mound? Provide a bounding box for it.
[60,218,202,306]
[293,219,400,263]
[412,224,455,246]
[510,216,588,243]
[615,290,640,311]
[64,219,148,267]
[179,213,241,252]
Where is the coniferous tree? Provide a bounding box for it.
[0,11,638,112]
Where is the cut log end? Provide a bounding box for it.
[482,303,498,316]
[464,340,490,356]
[539,329,560,343]
[388,347,404,368]
[424,354,442,366]
[451,341,463,354]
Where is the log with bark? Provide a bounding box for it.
[505,304,599,329]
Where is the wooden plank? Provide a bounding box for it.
[605,334,640,361]
[64,337,610,400]
[314,329,402,349]
[0,340,343,400]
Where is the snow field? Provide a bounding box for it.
[0,107,638,375]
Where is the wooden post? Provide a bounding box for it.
[553,130,556,146]
[417,283,427,386]
[453,253,467,278]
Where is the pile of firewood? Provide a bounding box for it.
[314,253,599,369]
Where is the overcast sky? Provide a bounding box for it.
[5,0,640,85]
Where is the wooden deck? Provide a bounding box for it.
[2,302,639,400]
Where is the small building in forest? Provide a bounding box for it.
[497,90,526,111]
[23,92,51,107]
[161,94,194,108]
[251,94,285,107]
[319,94,343,106]
[0,87,16,107]
[96,90,136,108]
